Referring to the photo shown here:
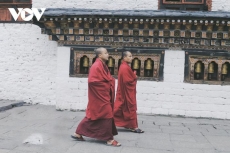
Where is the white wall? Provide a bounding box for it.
[33,0,230,12]
[0,24,57,105]
[56,47,88,110]
[212,0,230,11]
[55,49,230,119]
[33,0,159,10]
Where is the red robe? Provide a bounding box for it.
[76,58,117,141]
[86,58,115,120]
[114,61,138,129]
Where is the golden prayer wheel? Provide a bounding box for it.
[145,59,153,77]
[208,62,215,80]
[221,63,228,81]
[108,57,114,68]
[82,56,89,73]
[83,56,89,67]
[195,62,202,80]
[208,62,214,73]
[133,58,139,70]
[222,63,228,75]
[107,57,114,74]
[145,59,153,70]
[195,62,202,73]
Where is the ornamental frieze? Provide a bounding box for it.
[34,9,230,51]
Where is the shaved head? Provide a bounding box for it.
[94,47,106,57]
[94,47,109,62]
[122,51,131,59]
[122,51,132,64]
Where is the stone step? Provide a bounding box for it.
[0,100,25,112]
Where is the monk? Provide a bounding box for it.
[114,51,144,133]
[71,47,121,147]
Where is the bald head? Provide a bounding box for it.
[94,47,109,62]
[95,47,106,57]
[122,51,132,64]
[122,51,131,59]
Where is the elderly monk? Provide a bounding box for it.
[71,47,121,147]
[114,51,144,133]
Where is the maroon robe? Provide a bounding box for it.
[114,61,138,129]
[76,58,117,141]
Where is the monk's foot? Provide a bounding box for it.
[74,133,82,137]
[71,133,85,141]
[125,127,136,130]
[130,128,144,133]
[106,140,121,147]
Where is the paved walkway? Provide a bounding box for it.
[0,100,230,153]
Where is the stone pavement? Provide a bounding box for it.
[0,101,230,153]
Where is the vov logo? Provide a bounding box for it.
[8,8,46,21]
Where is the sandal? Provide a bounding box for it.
[71,134,85,141]
[106,140,121,147]
[130,128,144,133]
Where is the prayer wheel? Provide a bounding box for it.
[107,57,114,74]
[145,59,153,77]
[108,57,114,67]
[82,56,89,73]
[195,62,202,79]
[221,63,228,81]
[208,62,215,80]
[222,63,228,75]
[195,62,202,73]
[208,62,214,73]
[83,56,89,67]
[145,59,152,70]
[133,58,139,70]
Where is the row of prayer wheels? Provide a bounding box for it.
[132,58,153,77]
[82,56,115,68]
[195,62,229,80]
[83,56,153,70]
[81,56,154,76]
[132,58,153,70]
[83,56,153,68]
